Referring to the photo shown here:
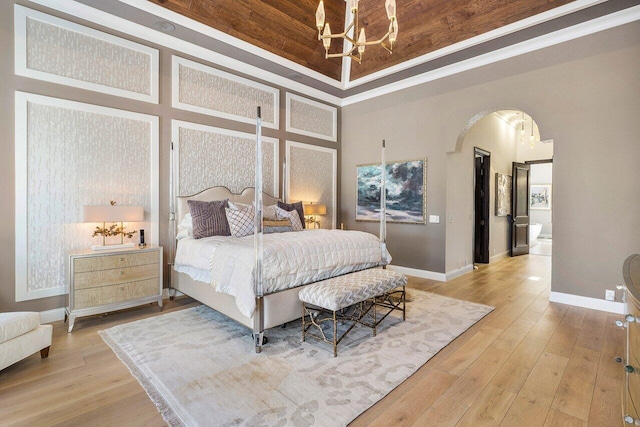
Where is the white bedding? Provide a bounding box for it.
[174,229,391,317]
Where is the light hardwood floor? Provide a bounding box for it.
[0,254,624,426]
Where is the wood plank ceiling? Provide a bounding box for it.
[149,0,574,83]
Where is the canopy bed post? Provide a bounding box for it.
[380,140,387,264]
[168,141,177,298]
[253,106,266,353]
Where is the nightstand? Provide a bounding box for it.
[65,246,163,332]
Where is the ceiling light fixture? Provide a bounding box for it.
[315,0,398,64]
[520,112,525,144]
[530,120,536,149]
[154,21,175,33]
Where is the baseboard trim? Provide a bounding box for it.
[387,265,446,282]
[549,291,625,314]
[446,264,474,281]
[490,251,509,262]
[39,308,66,324]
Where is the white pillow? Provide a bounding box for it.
[176,213,193,240]
[228,200,251,211]
[225,206,255,238]
[275,206,303,231]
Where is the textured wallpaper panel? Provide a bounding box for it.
[177,126,276,197]
[178,62,277,127]
[25,103,152,294]
[289,144,335,229]
[286,94,337,142]
[25,16,152,96]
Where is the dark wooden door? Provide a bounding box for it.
[474,150,490,263]
[511,162,530,256]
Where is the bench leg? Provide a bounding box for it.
[402,285,406,321]
[373,299,377,337]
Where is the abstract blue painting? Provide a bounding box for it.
[356,158,426,224]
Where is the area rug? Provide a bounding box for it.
[99,290,492,426]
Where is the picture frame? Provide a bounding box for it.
[494,172,512,216]
[356,158,427,224]
[530,184,551,210]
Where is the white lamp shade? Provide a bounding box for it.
[304,203,327,216]
[83,205,144,223]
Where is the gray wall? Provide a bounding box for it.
[342,22,640,299]
[0,1,340,312]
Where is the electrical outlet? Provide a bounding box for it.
[605,289,615,301]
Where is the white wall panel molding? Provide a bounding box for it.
[15,92,159,301]
[285,141,337,229]
[173,56,279,129]
[15,5,159,103]
[171,120,279,198]
[286,93,337,142]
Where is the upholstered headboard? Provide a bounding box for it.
[176,186,280,225]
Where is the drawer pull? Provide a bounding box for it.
[623,415,640,424]
[626,314,636,323]
[616,357,624,363]
[617,320,627,328]
[625,365,635,373]
[120,286,124,291]
[120,257,125,262]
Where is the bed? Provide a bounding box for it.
[170,186,391,351]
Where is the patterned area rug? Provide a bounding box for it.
[100,290,492,426]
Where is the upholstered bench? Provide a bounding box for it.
[299,268,407,356]
[0,312,53,371]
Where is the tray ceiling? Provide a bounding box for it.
[61,0,640,100]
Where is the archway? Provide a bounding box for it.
[445,109,553,275]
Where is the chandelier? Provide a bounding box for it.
[315,0,398,64]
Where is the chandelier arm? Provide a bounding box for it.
[361,29,393,45]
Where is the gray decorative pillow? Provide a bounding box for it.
[277,201,305,229]
[187,199,230,239]
[225,206,255,238]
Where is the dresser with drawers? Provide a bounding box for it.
[65,246,163,332]
[623,254,640,425]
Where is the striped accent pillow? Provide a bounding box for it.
[187,199,230,238]
[275,206,303,231]
[277,201,305,229]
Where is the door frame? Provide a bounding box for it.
[474,147,491,264]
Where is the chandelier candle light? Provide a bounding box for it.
[316,0,398,63]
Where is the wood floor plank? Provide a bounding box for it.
[587,372,624,426]
[543,408,588,427]
[550,346,599,421]
[456,384,516,426]
[436,325,504,376]
[500,352,569,426]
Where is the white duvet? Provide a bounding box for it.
[174,229,391,317]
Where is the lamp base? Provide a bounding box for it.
[90,243,136,251]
